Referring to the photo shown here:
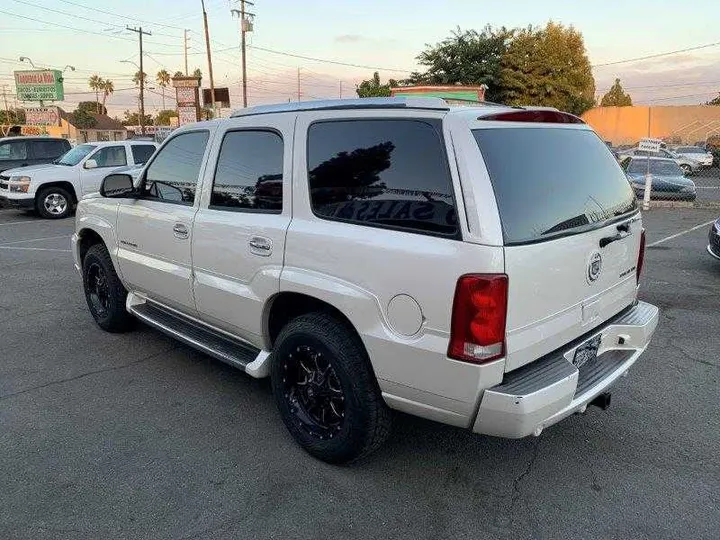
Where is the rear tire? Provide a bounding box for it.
[36,186,72,219]
[82,243,134,333]
[270,312,391,464]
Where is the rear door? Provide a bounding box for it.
[190,114,293,346]
[81,145,128,194]
[471,123,642,371]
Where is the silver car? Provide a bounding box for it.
[673,145,714,168]
[618,147,701,175]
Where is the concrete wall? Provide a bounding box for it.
[582,105,720,145]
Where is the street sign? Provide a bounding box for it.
[638,138,662,153]
[25,106,61,126]
[14,70,64,102]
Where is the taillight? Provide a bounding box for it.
[636,228,646,284]
[448,274,508,364]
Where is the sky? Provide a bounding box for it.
[2,0,720,117]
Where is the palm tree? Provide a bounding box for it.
[100,79,114,115]
[173,70,184,78]
[88,74,104,113]
[156,69,171,110]
[133,71,147,86]
[193,68,202,85]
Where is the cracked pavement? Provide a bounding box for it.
[0,207,718,540]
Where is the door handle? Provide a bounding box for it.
[172,223,189,239]
[249,236,272,256]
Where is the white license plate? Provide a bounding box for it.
[572,335,602,368]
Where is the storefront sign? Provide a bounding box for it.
[25,106,61,126]
[172,77,201,88]
[178,106,199,126]
[176,87,197,106]
[14,70,64,101]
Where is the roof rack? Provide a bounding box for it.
[230,97,450,118]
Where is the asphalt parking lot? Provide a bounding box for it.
[0,207,718,540]
[693,167,720,202]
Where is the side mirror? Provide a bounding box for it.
[100,174,135,198]
[84,159,98,170]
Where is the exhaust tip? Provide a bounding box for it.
[589,392,612,411]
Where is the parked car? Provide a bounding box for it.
[708,218,720,260]
[622,156,697,200]
[673,145,714,168]
[72,98,659,463]
[0,140,158,218]
[617,146,701,175]
[0,136,71,173]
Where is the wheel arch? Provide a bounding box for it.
[35,181,78,204]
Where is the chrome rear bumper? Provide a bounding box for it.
[473,301,659,438]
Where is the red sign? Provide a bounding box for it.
[176,87,196,106]
[178,106,198,126]
[25,106,60,126]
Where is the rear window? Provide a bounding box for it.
[629,158,682,176]
[473,128,637,245]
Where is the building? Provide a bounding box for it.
[391,84,487,104]
[582,105,720,145]
[7,107,127,143]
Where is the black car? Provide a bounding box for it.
[708,218,720,261]
[0,136,72,173]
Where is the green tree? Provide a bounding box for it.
[0,108,25,124]
[70,107,97,129]
[155,109,178,125]
[88,74,104,113]
[173,70,184,78]
[707,93,720,105]
[356,72,398,98]
[133,71,148,86]
[499,22,595,115]
[122,110,153,126]
[600,78,633,107]
[193,68,202,84]
[156,69,171,109]
[407,26,513,101]
[100,79,114,114]
[76,100,106,116]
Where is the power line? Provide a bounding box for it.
[593,41,720,67]
[55,0,188,31]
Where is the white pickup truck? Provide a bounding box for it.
[0,140,157,218]
[72,98,659,463]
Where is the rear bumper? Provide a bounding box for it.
[473,301,659,438]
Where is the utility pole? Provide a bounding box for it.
[231,1,254,109]
[2,85,9,123]
[184,29,190,75]
[127,26,151,135]
[201,0,216,117]
[297,68,301,102]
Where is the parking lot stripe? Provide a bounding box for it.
[0,246,70,252]
[0,220,48,227]
[647,220,716,247]
[0,235,70,246]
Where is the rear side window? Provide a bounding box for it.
[92,146,127,168]
[131,144,156,165]
[473,128,637,245]
[211,130,283,212]
[33,140,68,159]
[307,119,459,238]
[0,141,27,161]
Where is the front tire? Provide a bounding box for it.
[82,243,134,332]
[36,186,72,219]
[271,313,391,464]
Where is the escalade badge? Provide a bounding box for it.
[587,252,602,283]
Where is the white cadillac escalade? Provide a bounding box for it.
[71,97,659,463]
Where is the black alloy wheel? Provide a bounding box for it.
[86,262,110,317]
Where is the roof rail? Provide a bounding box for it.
[230,97,450,118]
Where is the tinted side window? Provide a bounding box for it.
[307,119,458,237]
[0,141,27,161]
[211,130,283,212]
[33,140,68,159]
[131,144,156,165]
[92,146,127,168]
[142,131,209,205]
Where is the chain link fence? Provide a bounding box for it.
[613,138,720,206]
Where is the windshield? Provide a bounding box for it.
[629,158,682,176]
[56,144,96,166]
[473,127,637,245]
[676,146,704,154]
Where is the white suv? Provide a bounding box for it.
[72,98,659,463]
[0,140,157,218]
